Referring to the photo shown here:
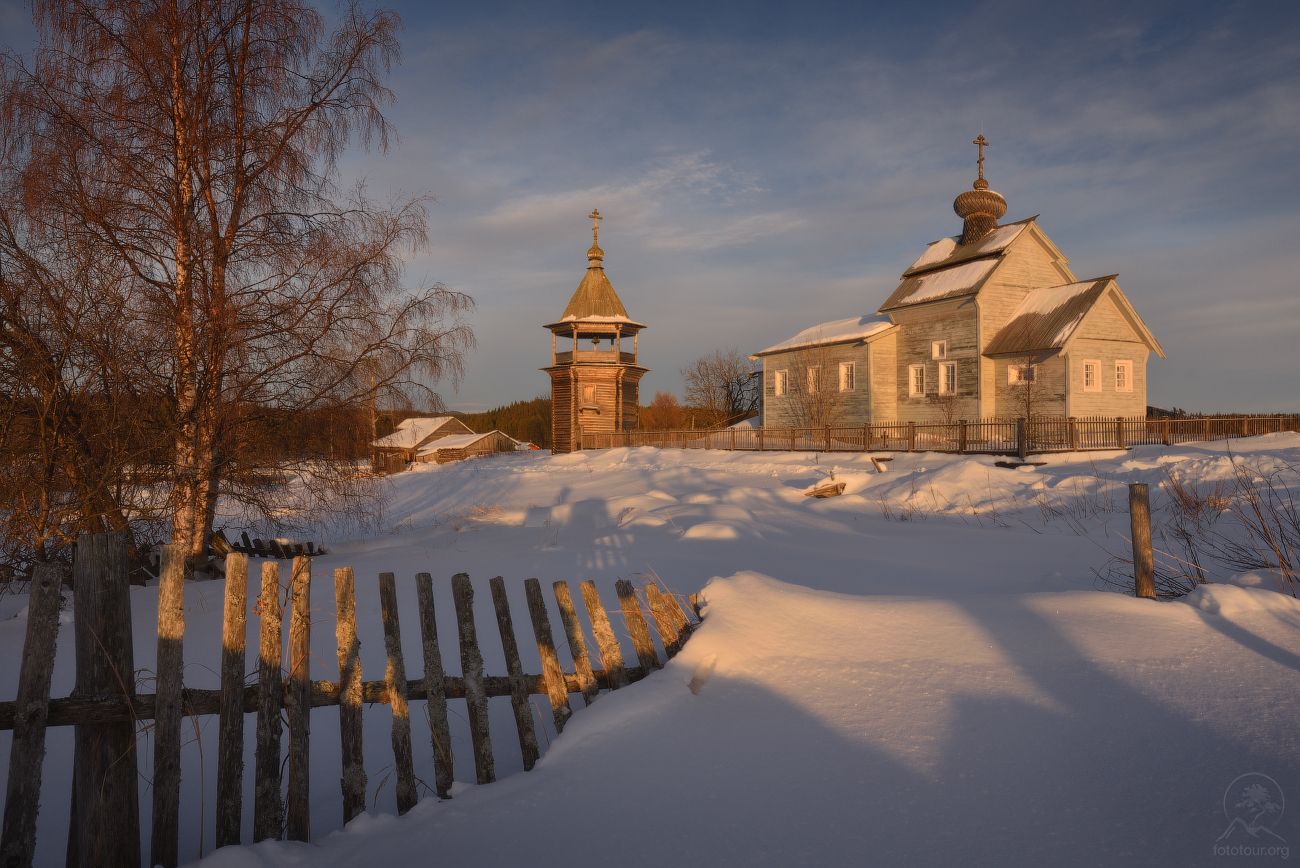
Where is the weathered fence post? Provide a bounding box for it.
[415,573,454,798]
[334,567,366,824]
[0,563,64,868]
[378,572,417,815]
[824,425,832,451]
[286,556,312,842]
[1129,483,1156,600]
[907,422,917,453]
[958,420,968,454]
[253,561,284,842]
[1116,416,1126,449]
[758,428,765,451]
[451,573,495,784]
[862,423,870,451]
[149,545,185,868]
[730,427,736,450]
[489,577,540,771]
[579,581,628,689]
[1067,417,1077,451]
[1015,418,1027,461]
[67,532,139,868]
[524,578,573,733]
[216,553,250,848]
[645,584,684,659]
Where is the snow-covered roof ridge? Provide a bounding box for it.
[416,429,519,455]
[878,257,1001,312]
[372,416,460,449]
[753,315,894,357]
[903,216,1037,276]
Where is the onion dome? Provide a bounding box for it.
[953,134,1007,245]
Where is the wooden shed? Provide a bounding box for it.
[415,430,520,464]
[371,416,474,471]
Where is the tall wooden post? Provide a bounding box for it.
[1116,416,1126,449]
[958,419,968,454]
[1015,418,1027,461]
[150,545,186,868]
[68,533,140,868]
[1067,417,1077,451]
[1129,483,1156,599]
[285,556,312,842]
[216,553,249,848]
[907,421,916,453]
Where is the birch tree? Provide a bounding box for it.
[4,0,472,573]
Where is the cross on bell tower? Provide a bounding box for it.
[542,210,648,453]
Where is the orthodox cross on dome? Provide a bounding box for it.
[589,208,602,246]
[972,134,988,184]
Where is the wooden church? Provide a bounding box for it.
[755,136,1165,427]
[543,210,648,453]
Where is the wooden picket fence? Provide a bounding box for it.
[587,415,1300,459]
[0,533,698,868]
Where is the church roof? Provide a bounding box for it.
[878,256,1002,312]
[982,277,1111,356]
[903,217,1036,276]
[753,315,894,357]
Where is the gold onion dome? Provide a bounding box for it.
[953,134,1007,244]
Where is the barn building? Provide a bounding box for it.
[370,416,474,472]
[754,136,1165,427]
[543,210,648,453]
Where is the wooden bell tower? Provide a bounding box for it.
[543,209,648,453]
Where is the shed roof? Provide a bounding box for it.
[753,315,894,357]
[982,277,1113,356]
[416,430,514,455]
[372,416,464,449]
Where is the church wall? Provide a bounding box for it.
[1064,340,1149,418]
[1074,293,1141,342]
[990,354,1067,418]
[868,332,897,421]
[891,299,981,423]
[760,342,873,428]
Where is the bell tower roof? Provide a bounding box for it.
[548,208,644,330]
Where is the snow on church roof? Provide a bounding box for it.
[878,257,1000,311]
[754,315,894,357]
[982,277,1112,356]
[905,220,1031,274]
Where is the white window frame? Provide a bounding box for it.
[908,364,926,397]
[1008,364,1038,385]
[1083,359,1101,392]
[938,361,957,395]
[931,340,948,360]
[806,366,820,394]
[838,361,856,392]
[1115,360,1133,392]
[774,369,788,397]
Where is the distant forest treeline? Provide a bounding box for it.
[452,396,552,448]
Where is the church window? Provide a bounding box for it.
[909,364,926,397]
[774,370,788,396]
[932,340,948,360]
[839,362,856,392]
[1008,364,1038,385]
[1115,360,1133,392]
[939,362,957,395]
[1083,360,1101,392]
[806,366,820,394]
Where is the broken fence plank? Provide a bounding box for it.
[451,573,495,784]
[489,577,540,771]
[552,581,598,704]
[148,546,185,868]
[579,581,628,690]
[216,553,249,848]
[378,573,418,814]
[615,579,660,673]
[286,556,312,842]
[334,567,366,824]
[253,561,285,842]
[0,563,64,868]
[415,572,454,799]
[523,579,573,733]
[645,584,684,659]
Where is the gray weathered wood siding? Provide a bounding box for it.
[760,342,873,427]
[868,332,897,421]
[889,298,981,423]
[1064,342,1149,417]
[991,354,1067,417]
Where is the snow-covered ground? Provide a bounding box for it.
[3,436,1299,867]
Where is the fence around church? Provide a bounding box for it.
[586,415,1300,459]
[0,534,699,868]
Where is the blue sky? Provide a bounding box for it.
[5,0,1299,411]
